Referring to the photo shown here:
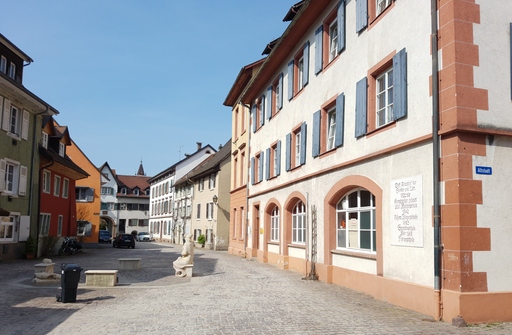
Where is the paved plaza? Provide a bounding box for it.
[1,242,512,335]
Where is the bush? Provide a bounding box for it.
[197,234,206,246]
[41,235,59,257]
[25,235,37,255]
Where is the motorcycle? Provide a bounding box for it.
[58,237,83,256]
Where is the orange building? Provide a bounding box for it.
[66,139,101,244]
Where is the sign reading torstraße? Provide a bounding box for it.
[390,175,423,247]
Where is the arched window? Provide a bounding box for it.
[336,189,376,252]
[292,201,306,244]
[270,206,280,242]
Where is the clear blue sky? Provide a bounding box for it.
[1,1,293,176]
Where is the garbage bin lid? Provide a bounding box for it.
[61,263,82,271]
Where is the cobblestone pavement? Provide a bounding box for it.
[2,242,512,335]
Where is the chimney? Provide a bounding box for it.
[196,142,202,150]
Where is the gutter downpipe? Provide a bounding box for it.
[30,108,51,256]
[240,102,251,258]
[431,0,443,321]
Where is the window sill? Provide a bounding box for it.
[288,243,306,249]
[331,249,376,260]
[318,148,337,159]
[366,120,396,139]
[267,241,279,245]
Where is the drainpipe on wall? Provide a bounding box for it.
[31,108,51,255]
[431,0,443,321]
[240,102,251,258]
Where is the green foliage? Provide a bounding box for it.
[25,235,37,254]
[197,234,206,246]
[41,235,59,257]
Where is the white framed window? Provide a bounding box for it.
[377,0,392,16]
[209,174,216,189]
[59,142,65,157]
[336,189,376,252]
[274,77,281,113]
[329,19,338,62]
[0,215,16,241]
[8,62,15,79]
[120,203,127,210]
[42,170,51,194]
[100,187,112,195]
[295,131,301,167]
[9,106,21,136]
[206,202,214,220]
[376,68,394,128]
[134,189,139,196]
[41,132,49,149]
[271,206,280,242]
[39,213,51,235]
[53,176,61,197]
[292,201,306,244]
[0,56,6,73]
[297,56,305,91]
[121,188,127,195]
[76,187,94,202]
[62,178,69,198]
[327,107,336,150]
[196,203,201,219]
[273,146,279,177]
[57,215,63,236]
[0,159,26,196]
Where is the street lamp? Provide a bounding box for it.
[212,195,218,204]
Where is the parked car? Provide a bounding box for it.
[98,230,111,244]
[137,231,153,242]
[113,234,135,249]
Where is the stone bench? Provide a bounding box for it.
[118,258,141,270]
[84,270,118,287]
[175,264,193,278]
[34,262,55,274]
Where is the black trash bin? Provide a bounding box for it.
[59,263,82,303]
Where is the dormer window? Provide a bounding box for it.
[121,188,127,195]
[8,62,15,79]
[59,142,65,157]
[41,132,48,149]
[134,189,139,196]
[0,56,6,73]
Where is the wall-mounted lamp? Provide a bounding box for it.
[212,195,218,204]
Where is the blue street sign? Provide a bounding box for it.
[475,166,492,175]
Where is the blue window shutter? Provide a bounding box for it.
[335,93,345,147]
[393,48,407,120]
[303,42,310,87]
[356,0,368,33]
[300,122,307,165]
[315,26,323,74]
[260,95,265,126]
[312,110,321,157]
[276,140,282,176]
[259,151,264,183]
[337,0,346,53]
[285,133,291,171]
[250,157,255,185]
[265,148,271,180]
[287,60,294,101]
[278,73,284,109]
[251,104,257,133]
[355,77,368,137]
[266,86,273,120]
